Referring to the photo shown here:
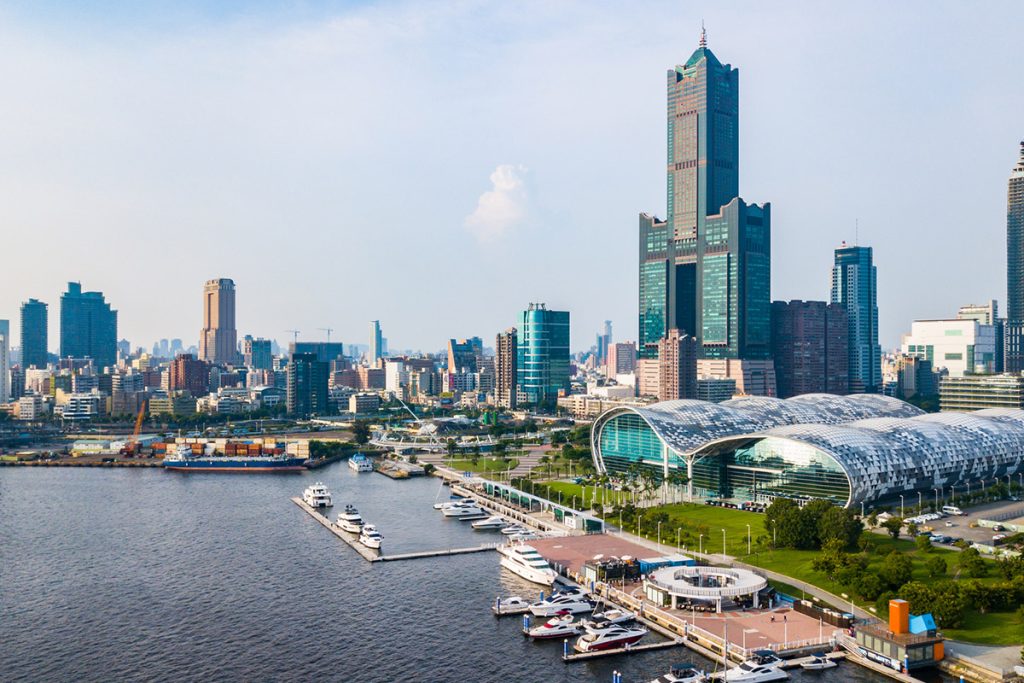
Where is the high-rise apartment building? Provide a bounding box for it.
[20,299,48,370]
[290,341,345,364]
[242,337,273,370]
[831,245,881,393]
[517,304,570,407]
[595,321,612,364]
[0,320,9,402]
[447,338,482,374]
[638,30,773,395]
[59,282,117,369]
[605,342,637,377]
[495,328,518,409]
[770,301,849,398]
[1005,143,1024,372]
[960,300,1003,372]
[369,321,383,365]
[901,319,996,377]
[169,354,210,397]
[199,278,238,365]
[286,352,329,416]
[657,329,697,401]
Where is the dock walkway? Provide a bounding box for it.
[292,497,498,564]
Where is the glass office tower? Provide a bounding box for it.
[1005,142,1024,372]
[516,303,570,407]
[831,245,881,393]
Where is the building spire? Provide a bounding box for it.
[699,21,707,48]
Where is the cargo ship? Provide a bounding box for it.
[163,446,306,472]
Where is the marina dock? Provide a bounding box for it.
[563,638,684,662]
[291,497,497,563]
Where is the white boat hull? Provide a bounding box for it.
[499,554,556,587]
[337,521,362,533]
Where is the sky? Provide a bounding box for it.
[1,0,1022,355]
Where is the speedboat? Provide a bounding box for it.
[526,610,582,639]
[508,532,539,542]
[348,453,373,472]
[529,592,594,617]
[493,595,531,613]
[724,651,788,683]
[302,482,333,508]
[800,655,836,672]
[497,544,558,586]
[574,623,648,652]
[442,503,486,518]
[585,606,636,627]
[433,496,467,510]
[335,505,364,533]
[359,524,383,549]
[651,663,706,683]
[500,524,528,535]
[472,516,507,530]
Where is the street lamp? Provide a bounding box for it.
[899,494,905,519]
[677,527,681,550]
[699,534,704,555]
[722,529,726,556]
[658,521,663,548]
[746,524,751,555]
[572,495,577,511]
[770,520,776,548]
[933,488,939,510]
[917,491,922,511]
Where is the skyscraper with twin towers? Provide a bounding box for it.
[638,27,774,395]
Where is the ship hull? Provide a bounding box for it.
[163,457,306,472]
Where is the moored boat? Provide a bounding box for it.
[650,663,707,683]
[526,610,582,639]
[497,544,558,587]
[302,482,333,508]
[799,655,836,672]
[471,516,506,530]
[723,651,788,683]
[163,449,306,472]
[348,454,373,472]
[528,592,594,617]
[359,524,382,549]
[335,505,364,533]
[573,623,648,652]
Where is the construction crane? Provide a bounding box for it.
[318,327,334,344]
[286,329,300,345]
[120,400,148,457]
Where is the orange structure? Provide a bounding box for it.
[889,599,910,634]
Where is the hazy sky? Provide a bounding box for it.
[1,1,1021,354]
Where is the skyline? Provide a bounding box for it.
[1,1,1022,352]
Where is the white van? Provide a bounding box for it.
[942,505,964,516]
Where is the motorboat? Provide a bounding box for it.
[573,623,648,652]
[585,606,636,627]
[433,496,467,510]
[471,516,507,530]
[799,655,836,672]
[526,610,583,639]
[302,482,333,508]
[650,663,707,683]
[493,595,531,613]
[442,503,486,518]
[335,505,364,533]
[508,533,540,542]
[359,524,383,549]
[497,544,558,586]
[529,592,595,617]
[348,453,373,472]
[500,524,528,535]
[724,651,788,683]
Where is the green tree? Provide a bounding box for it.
[880,550,914,589]
[882,517,903,539]
[855,573,885,601]
[926,555,947,579]
[915,534,933,553]
[818,505,863,550]
[958,547,988,578]
[352,421,371,445]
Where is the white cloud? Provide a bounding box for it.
[464,164,529,242]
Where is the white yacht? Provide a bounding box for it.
[500,524,528,535]
[302,482,333,508]
[335,505,364,533]
[471,516,506,530]
[650,663,707,683]
[574,623,648,652]
[799,655,836,672]
[497,544,558,587]
[433,496,467,510]
[442,502,486,518]
[526,611,582,639]
[724,651,788,683]
[348,454,373,472]
[359,524,383,549]
[584,606,636,627]
[528,592,594,617]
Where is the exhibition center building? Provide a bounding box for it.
[590,394,1024,508]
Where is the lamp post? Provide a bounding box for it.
[658,521,663,549]
[770,520,776,548]
[699,534,704,556]
[860,501,865,518]
[722,529,727,557]
[746,524,751,555]
[677,527,681,550]
[967,481,972,497]
[933,488,939,511]
[899,494,904,519]
[917,491,922,511]
[572,495,577,511]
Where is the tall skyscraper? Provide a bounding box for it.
[960,300,1002,372]
[595,321,612,364]
[286,352,329,416]
[516,303,570,407]
[169,354,210,397]
[59,282,117,369]
[20,299,48,370]
[368,321,383,365]
[495,328,518,409]
[199,278,238,365]
[0,319,9,402]
[831,244,881,393]
[606,341,638,377]
[1005,142,1024,372]
[638,29,773,394]
[447,338,482,374]
[657,329,697,401]
[770,300,848,398]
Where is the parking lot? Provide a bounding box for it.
[913,500,1024,547]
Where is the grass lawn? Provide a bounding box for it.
[537,480,631,508]
[942,609,1024,646]
[448,457,518,474]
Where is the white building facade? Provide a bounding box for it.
[901,319,996,377]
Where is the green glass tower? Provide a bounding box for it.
[516,303,570,407]
[639,28,771,364]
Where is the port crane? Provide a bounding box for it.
[120,400,148,457]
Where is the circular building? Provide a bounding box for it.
[590,394,1024,508]
[643,565,768,612]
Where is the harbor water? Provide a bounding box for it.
[3,463,904,682]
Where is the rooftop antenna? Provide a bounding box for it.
[318,327,334,344]
[700,20,707,48]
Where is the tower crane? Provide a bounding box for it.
[286,330,300,345]
[318,327,334,344]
